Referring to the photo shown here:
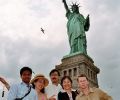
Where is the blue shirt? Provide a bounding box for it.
[7,82,38,100]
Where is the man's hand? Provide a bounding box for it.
[48,95,56,100]
[0,77,10,90]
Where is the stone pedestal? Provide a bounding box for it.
[56,53,100,89]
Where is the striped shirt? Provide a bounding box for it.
[7,82,38,100]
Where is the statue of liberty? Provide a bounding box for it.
[62,0,90,54]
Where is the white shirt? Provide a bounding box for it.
[45,84,62,99]
[7,82,38,100]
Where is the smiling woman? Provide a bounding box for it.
[30,74,49,100]
[58,76,78,100]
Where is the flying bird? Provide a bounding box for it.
[41,28,45,34]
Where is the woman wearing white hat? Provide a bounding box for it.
[30,74,49,100]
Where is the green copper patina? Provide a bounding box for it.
[62,0,90,55]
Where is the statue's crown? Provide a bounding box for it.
[71,2,80,8]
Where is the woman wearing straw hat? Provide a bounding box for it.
[30,74,49,100]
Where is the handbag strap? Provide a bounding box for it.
[20,86,31,99]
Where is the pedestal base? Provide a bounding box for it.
[56,53,100,89]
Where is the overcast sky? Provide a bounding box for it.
[0,0,120,99]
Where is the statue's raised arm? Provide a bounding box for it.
[62,0,70,12]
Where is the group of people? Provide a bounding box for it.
[0,66,112,100]
[0,0,114,99]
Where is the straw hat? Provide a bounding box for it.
[30,74,49,87]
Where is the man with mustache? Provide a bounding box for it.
[45,69,62,100]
